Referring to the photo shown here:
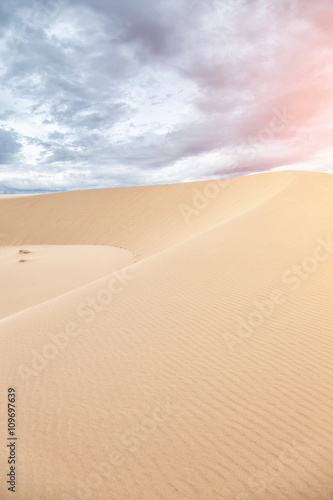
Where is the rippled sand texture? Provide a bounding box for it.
[0,170,333,499]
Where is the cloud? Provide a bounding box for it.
[0,129,22,164]
[0,0,333,193]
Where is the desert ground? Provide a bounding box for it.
[1,170,333,499]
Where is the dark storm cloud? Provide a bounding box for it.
[69,0,189,58]
[0,0,27,32]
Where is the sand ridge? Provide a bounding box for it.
[0,245,134,320]
[0,170,333,499]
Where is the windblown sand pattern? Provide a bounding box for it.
[0,170,333,499]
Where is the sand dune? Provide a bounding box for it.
[1,170,333,499]
[0,245,134,320]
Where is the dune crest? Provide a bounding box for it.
[1,170,333,499]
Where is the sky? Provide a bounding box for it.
[0,0,333,193]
